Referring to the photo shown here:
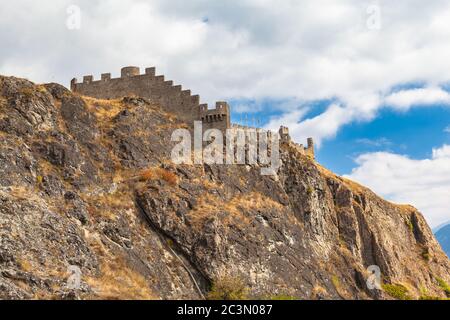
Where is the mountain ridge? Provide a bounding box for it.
[434,221,450,233]
[436,225,450,258]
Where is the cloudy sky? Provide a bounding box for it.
[1,0,449,227]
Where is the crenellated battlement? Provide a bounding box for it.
[70,66,231,128]
[70,66,314,160]
[198,101,231,132]
[279,127,315,159]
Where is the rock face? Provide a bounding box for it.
[0,75,449,300]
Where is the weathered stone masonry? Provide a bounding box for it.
[71,66,314,159]
[71,66,230,129]
[279,126,315,159]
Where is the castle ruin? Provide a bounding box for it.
[71,66,314,159]
[279,126,315,159]
[71,66,230,130]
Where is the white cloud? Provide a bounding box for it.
[1,1,450,142]
[0,0,450,105]
[266,103,351,147]
[384,87,450,110]
[444,126,450,133]
[345,145,450,228]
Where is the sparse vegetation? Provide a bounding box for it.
[186,192,278,231]
[405,219,414,233]
[159,169,178,186]
[36,85,48,94]
[83,97,125,121]
[86,259,155,300]
[436,277,450,297]
[382,283,412,300]
[0,96,7,107]
[138,169,154,181]
[18,87,35,99]
[331,274,350,299]
[137,167,178,186]
[311,285,328,300]
[85,239,155,300]
[36,175,43,185]
[17,257,33,272]
[207,276,249,300]
[421,248,430,262]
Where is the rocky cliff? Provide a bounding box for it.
[0,75,449,300]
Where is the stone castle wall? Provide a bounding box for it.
[70,66,314,159]
[279,126,315,159]
[71,66,230,129]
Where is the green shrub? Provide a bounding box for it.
[331,275,340,289]
[405,219,414,233]
[207,276,249,300]
[436,278,450,297]
[382,283,412,300]
[421,248,430,262]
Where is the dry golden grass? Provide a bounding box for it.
[159,169,178,186]
[137,167,178,186]
[96,191,132,208]
[83,97,125,121]
[311,285,328,299]
[86,259,155,300]
[187,192,280,231]
[207,275,249,300]
[84,189,134,221]
[138,169,155,181]
[17,257,33,272]
[81,235,156,300]
[9,186,38,201]
[0,96,7,107]
[35,84,49,95]
[18,87,35,98]
[316,163,364,193]
[154,122,186,133]
[331,274,351,299]
[186,194,225,229]
[37,158,59,175]
[317,162,417,214]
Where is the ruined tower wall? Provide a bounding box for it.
[70,66,315,153]
[306,138,315,159]
[278,127,315,160]
[199,102,231,133]
[71,67,213,124]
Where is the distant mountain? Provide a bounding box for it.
[436,224,450,258]
[433,221,450,233]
